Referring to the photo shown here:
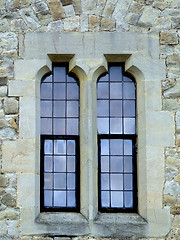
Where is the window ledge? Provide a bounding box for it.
[92,213,147,237]
[35,212,89,236]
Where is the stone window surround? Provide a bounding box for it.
[3,32,175,238]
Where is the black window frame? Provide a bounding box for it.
[40,63,80,212]
[97,63,138,213]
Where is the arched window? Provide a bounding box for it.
[40,64,80,212]
[97,64,137,212]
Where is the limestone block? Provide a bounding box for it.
[14,59,46,81]
[4,98,18,114]
[112,0,131,20]
[47,20,63,31]
[0,174,8,187]
[100,17,115,31]
[145,111,174,147]
[164,79,180,98]
[73,0,81,15]
[0,119,9,129]
[162,78,175,92]
[63,16,80,31]
[160,45,173,56]
[0,209,19,220]
[7,220,19,237]
[64,5,75,17]
[81,0,97,14]
[8,80,35,97]
[32,1,50,15]
[167,55,180,68]
[138,6,160,27]
[163,99,180,111]
[0,86,7,97]
[89,15,99,31]
[19,97,38,139]
[0,77,7,86]
[47,0,65,20]
[2,139,36,173]
[80,15,89,32]
[61,0,73,6]
[0,221,7,236]
[152,17,171,30]
[1,193,16,207]
[175,111,180,134]
[153,1,170,10]
[172,215,180,228]
[102,0,118,17]
[19,7,40,30]
[163,194,176,207]
[17,174,39,207]
[0,128,16,139]
[164,180,180,197]
[160,32,178,45]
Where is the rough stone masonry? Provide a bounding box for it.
[0,0,180,239]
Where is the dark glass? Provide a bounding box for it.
[53,118,65,135]
[97,100,109,117]
[110,100,122,117]
[41,118,52,134]
[123,82,135,99]
[44,156,53,172]
[67,191,76,207]
[110,139,123,155]
[110,174,123,190]
[124,118,135,134]
[53,101,65,117]
[42,75,52,83]
[110,156,123,172]
[41,83,52,99]
[110,118,122,134]
[124,191,133,208]
[97,83,109,99]
[54,156,66,172]
[101,156,109,172]
[67,83,79,99]
[109,66,122,81]
[54,173,66,189]
[54,67,66,82]
[44,190,53,206]
[97,118,109,134]
[41,101,52,117]
[110,83,122,99]
[54,83,66,99]
[101,191,110,207]
[123,100,135,117]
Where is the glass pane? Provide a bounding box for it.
[97,118,109,134]
[111,191,123,207]
[67,191,76,207]
[124,191,133,208]
[124,156,133,172]
[44,140,53,154]
[97,100,109,117]
[124,118,136,134]
[101,174,109,190]
[110,156,123,172]
[54,156,66,172]
[110,118,122,134]
[110,174,123,190]
[44,173,53,189]
[54,67,66,82]
[110,100,122,117]
[53,101,65,117]
[123,82,135,99]
[67,156,75,172]
[124,140,132,155]
[101,156,109,172]
[67,75,76,82]
[41,83,52,99]
[42,75,52,83]
[110,83,122,99]
[53,118,65,135]
[67,118,78,135]
[54,191,66,207]
[123,100,135,117]
[54,83,66,99]
[41,101,52,117]
[99,74,108,82]
[67,83,79,99]
[67,101,79,117]
[101,191,110,207]
[101,139,109,155]
[54,140,66,155]
[110,139,123,155]
[54,173,66,189]
[41,118,52,134]
[123,76,132,82]
[44,190,53,207]
[124,174,133,190]
[67,173,75,190]
[109,66,122,81]
[97,83,109,99]
[44,156,53,172]
[67,140,75,155]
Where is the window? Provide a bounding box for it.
[40,64,80,212]
[97,64,137,212]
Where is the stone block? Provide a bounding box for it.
[47,20,63,31]
[2,139,36,173]
[0,209,19,220]
[63,16,80,31]
[0,221,7,236]
[0,128,16,139]
[100,17,115,31]
[0,77,7,86]
[47,0,65,20]
[4,98,18,115]
[164,79,180,98]
[176,112,180,133]
[0,174,8,187]
[8,80,35,97]
[1,193,16,208]
[163,99,180,111]
[19,7,40,30]
[64,5,75,17]
[164,180,180,197]
[160,32,178,45]
[163,194,176,207]
[138,6,160,27]
[0,87,7,97]
[73,0,81,15]
[89,15,99,30]
[61,0,73,6]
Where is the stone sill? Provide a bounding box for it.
[35,212,147,237]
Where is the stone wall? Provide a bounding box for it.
[0,0,179,239]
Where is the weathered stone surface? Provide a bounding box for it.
[167,55,180,68]
[153,1,170,10]
[4,98,18,114]
[47,20,63,31]
[176,111,180,134]
[102,0,118,17]
[47,0,65,20]
[0,128,16,139]
[163,99,180,111]
[89,15,99,30]
[7,220,19,237]
[162,78,176,91]
[19,7,40,30]
[0,174,8,187]
[0,77,7,86]
[100,17,115,31]
[0,221,7,236]
[0,209,19,220]
[73,0,81,15]
[164,194,176,207]
[61,0,73,6]
[1,193,16,207]
[0,120,9,129]
[138,6,160,27]
[0,87,7,97]
[63,16,80,31]
[64,5,75,17]
[33,1,50,15]
[164,180,180,196]
[160,31,178,45]
[164,80,180,98]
